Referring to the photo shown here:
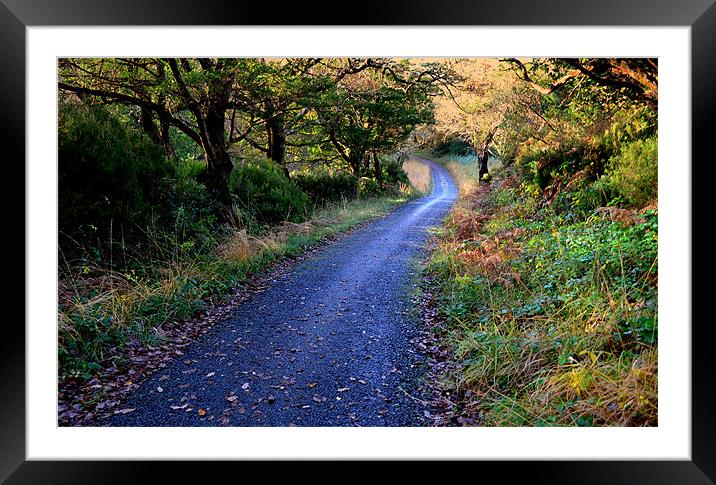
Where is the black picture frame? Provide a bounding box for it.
[2,1,714,482]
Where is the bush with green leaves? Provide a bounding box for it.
[427,172,659,426]
[431,138,475,157]
[293,171,358,203]
[357,177,382,198]
[229,159,309,224]
[156,176,218,251]
[382,160,410,185]
[599,136,658,207]
[58,103,174,256]
[516,142,607,190]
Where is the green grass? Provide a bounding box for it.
[425,163,658,427]
[59,194,412,381]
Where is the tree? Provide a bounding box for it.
[314,59,449,177]
[502,58,657,111]
[432,59,518,177]
[59,58,259,205]
[231,58,330,172]
[58,57,453,205]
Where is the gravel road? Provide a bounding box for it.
[110,159,457,426]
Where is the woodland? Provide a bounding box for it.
[58,57,658,426]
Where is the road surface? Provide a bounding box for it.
[111,159,457,426]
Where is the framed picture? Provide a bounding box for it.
[4,0,715,482]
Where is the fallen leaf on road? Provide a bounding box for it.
[206,372,215,377]
[198,408,207,416]
[307,382,317,388]
[227,395,238,402]
[241,382,250,390]
[114,408,135,414]
[337,387,350,392]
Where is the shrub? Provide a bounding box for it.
[600,137,658,207]
[426,171,659,426]
[432,138,475,157]
[293,171,358,203]
[156,176,217,249]
[229,159,309,224]
[58,103,174,255]
[382,160,410,185]
[357,177,382,197]
[516,142,606,190]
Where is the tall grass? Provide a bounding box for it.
[426,163,658,427]
[58,195,411,380]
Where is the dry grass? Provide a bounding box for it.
[444,161,480,198]
[58,194,409,379]
[402,159,432,193]
[426,162,658,427]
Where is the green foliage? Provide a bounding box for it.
[229,159,310,224]
[357,177,382,197]
[170,127,204,165]
[58,103,174,252]
[316,77,435,175]
[597,137,658,207]
[431,138,475,157]
[428,163,658,426]
[174,155,206,180]
[516,141,607,190]
[293,171,358,203]
[156,176,217,248]
[599,109,657,154]
[382,160,410,185]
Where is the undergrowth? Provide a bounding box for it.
[426,158,658,427]
[58,194,413,381]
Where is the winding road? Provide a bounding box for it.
[111,159,457,426]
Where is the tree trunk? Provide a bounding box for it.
[477,127,497,180]
[202,105,233,206]
[140,107,175,158]
[159,118,174,157]
[266,116,286,167]
[140,107,161,145]
[478,150,489,179]
[373,150,382,186]
[350,156,362,178]
[203,146,233,207]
